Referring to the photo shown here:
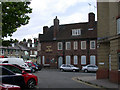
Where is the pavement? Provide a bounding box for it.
[77,75,120,89]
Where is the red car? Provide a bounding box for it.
[0,64,38,89]
[0,83,21,90]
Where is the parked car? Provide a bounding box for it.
[60,64,80,72]
[34,63,42,71]
[0,64,38,89]
[0,58,31,71]
[0,66,26,88]
[13,64,32,73]
[0,83,21,90]
[82,64,98,73]
[25,61,38,72]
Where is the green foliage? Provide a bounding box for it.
[2,38,19,46]
[2,2,32,37]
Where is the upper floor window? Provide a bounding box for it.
[74,41,78,50]
[30,50,32,55]
[34,51,37,55]
[32,43,34,47]
[66,42,71,50]
[37,43,41,51]
[24,51,28,55]
[117,18,120,34]
[72,29,81,36]
[58,42,63,50]
[12,43,14,47]
[90,41,96,49]
[81,41,86,50]
[28,43,30,47]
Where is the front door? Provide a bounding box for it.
[58,57,63,68]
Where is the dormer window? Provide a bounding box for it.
[72,29,81,36]
[88,28,94,30]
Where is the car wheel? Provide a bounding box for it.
[60,69,64,72]
[27,79,36,89]
[73,69,76,72]
[84,69,88,73]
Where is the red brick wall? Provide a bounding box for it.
[96,68,109,79]
[109,70,120,83]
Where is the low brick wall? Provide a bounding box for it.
[109,70,120,84]
[96,68,109,79]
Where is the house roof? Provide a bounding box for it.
[39,21,97,42]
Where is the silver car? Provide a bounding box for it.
[82,64,98,73]
[60,64,80,72]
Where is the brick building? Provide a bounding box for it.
[38,12,97,68]
[97,2,120,83]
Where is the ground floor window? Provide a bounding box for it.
[66,56,71,64]
[39,56,41,64]
[118,53,120,70]
[74,55,78,65]
[81,55,86,65]
[90,55,96,65]
[42,56,45,64]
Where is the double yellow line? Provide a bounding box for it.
[72,77,106,89]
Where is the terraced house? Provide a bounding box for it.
[0,38,38,62]
[37,12,97,68]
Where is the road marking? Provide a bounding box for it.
[72,77,105,89]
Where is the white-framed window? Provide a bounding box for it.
[81,41,86,49]
[28,43,30,47]
[58,42,63,50]
[24,51,28,55]
[90,55,96,65]
[37,43,41,51]
[42,56,45,64]
[90,41,96,49]
[117,18,120,34]
[34,51,37,55]
[66,42,71,50]
[12,43,14,47]
[81,55,86,65]
[74,41,78,50]
[66,56,71,64]
[72,29,81,36]
[0,49,4,55]
[74,55,78,65]
[32,43,34,47]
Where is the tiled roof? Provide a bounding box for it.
[39,21,97,42]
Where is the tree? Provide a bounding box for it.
[2,2,32,37]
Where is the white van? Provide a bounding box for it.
[0,58,31,71]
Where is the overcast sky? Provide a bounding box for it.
[5,0,97,42]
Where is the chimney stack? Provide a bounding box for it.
[53,16,59,40]
[43,26,48,34]
[88,12,95,28]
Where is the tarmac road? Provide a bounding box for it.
[33,69,100,89]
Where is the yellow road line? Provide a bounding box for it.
[72,77,106,89]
